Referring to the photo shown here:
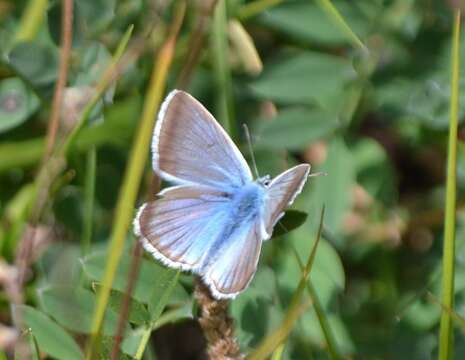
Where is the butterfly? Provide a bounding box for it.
[134,90,311,299]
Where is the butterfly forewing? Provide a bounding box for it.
[263,164,311,237]
[153,90,252,188]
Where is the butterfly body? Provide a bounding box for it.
[135,90,311,299]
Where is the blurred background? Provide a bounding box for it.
[1,0,465,359]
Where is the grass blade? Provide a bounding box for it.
[13,0,48,44]
[238,0,282,20]
[133,271,180,359]
[314,0,367,52]
[211,0,236,138]
[81,148,96,256]
[438,9,461,360]
[248,207,325,360]
[86,5,185,358]
[292,247,341,359]
[87,7,185,359]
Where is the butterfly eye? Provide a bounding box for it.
[262,178,271,186]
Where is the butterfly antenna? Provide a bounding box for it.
[243,124,260,178]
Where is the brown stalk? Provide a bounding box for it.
[10,2,73,356]
[194,279,244,360]
[44,0,74,158]
[176,0,218,89]
[13,0,74,309]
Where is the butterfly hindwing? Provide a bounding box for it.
[153,90,253,188]
[203,219,262,299]
[135,185,232,271]
[262,164,311,238]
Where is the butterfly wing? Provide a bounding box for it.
[153,90,253,187]
[262,164,311,238]
[134,185,232,271]
[203,219,263,299]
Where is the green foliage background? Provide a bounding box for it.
[1,0,465,358]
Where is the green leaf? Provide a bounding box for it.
[20,305,84,360]
[307,137,355,235]
[8,42,58,87]
[254,107,339,150]
[148,269,180,321]
[230,267,280,347]
[351,138,397,205]
[48,1,84,47]
[272,210,308,238]
[53,186,84,235]
[259,0,371,45]
[81,251,187,305]
[121,329,144,357]
[75,42,112,87]
[402,297,441,331]
[106,288,151,326]
[38,285,119,335]
[249,51,356,107]
[152,303,193,330]
[76,0,116,35]
[300,311,354,355]
[282,237,345,307]
[0,77,39,133]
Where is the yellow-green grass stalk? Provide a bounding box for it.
[314,0,367,53]
[238,0,282,20]
[271,343,286,360]
[85,5,185,358]
[438,9,461,360]
[13,0,48,44]
[211,0,236,139]
[248,207,325,360]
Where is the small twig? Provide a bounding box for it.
[194,279,244,360]
[44,0,74,158]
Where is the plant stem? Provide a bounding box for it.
[438,9,461,360]
[211,0,236,139]
[81,147,96,256]
[44,0,73,158]
[85,4,185,358]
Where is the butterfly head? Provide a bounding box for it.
[257,175,271,187]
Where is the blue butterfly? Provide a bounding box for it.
[134,90,310,299]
